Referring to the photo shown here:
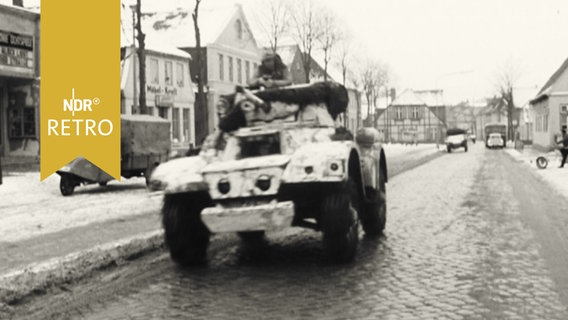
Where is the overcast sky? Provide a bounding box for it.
[16,0,568,105]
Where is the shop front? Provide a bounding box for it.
[0,4,40,166]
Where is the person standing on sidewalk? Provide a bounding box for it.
[558,129,568,168]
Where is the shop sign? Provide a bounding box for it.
[0,30,34,69]
[147,84,178,96]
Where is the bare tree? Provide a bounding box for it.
[192,0,208,144]
[335,35,355,86]
[288,0,322,83]
[135,0,147,114]
[495,59,523,140]
[251,0,290,53]
[359,59,390,118]
[318,8,340,82]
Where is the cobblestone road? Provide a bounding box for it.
[16,144,568,319]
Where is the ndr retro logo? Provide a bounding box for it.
[47,88,113,137]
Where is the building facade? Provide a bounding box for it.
[530,57,568,149]
[0,4,39,164]
[143,3,262,144]
[376,89,446,143]
[121,43,196,153]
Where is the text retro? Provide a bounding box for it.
[47,88,113,136]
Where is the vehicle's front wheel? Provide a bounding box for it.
[360,174,386,236]
[321,179,359,263]
[162,192,211,266]
[60,175,77,196]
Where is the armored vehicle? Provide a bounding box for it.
[150,82,388,265]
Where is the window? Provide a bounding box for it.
[237,58,242,84]
[149,59,159,84]
[8,106,36,138]
[245,61,250,82]
[411,106,420,119]
[176,63,184,87]
[158,106,168,120]
[183,108,190,143]
[218,54,224,80]
[228,57,234,82]
[172,108,180,141]
[561,105,568,113]
[165,61,173,85]
[235,19,243,40]
[395,107,403,120]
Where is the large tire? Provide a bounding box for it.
[360,174,387,236]
[321,179,359,263]
[60,175,77,196]
[162,193,212,266]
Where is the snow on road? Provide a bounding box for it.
[0,144,440,243]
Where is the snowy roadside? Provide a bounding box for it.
[0,143,440,244]
[504,145,568,199]
[0,173,161,243]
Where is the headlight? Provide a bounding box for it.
[217,178,231,194]
[256,175,271,191]
[325,160,345,177]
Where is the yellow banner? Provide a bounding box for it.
[40,0,120,181]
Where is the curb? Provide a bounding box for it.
[0,229,164,305]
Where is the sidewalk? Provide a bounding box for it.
[0,144,443,306]
[504,145,568,198]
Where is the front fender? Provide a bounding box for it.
[148,156,209,194]
[281,141,355,183]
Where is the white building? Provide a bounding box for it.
[141,3,262,144]
[121,39,196,151]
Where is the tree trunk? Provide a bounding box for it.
[193,0,208,145]
[136,0,147,115]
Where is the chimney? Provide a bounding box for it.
[13,0,24,7]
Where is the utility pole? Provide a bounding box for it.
[135,0,147,114]
[130,5,138,114]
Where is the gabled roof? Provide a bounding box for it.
[142,4,236,47]
[122,3,255,49]
[414,89,445,106]
[536,56,568,96]
[273,44,298,67]
[124,37,191,59]
[391,89,445,107]
[391,89,425,106]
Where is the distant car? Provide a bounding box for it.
[445,128,468,153]
[487,133,505,149]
